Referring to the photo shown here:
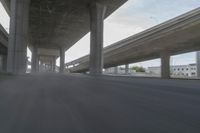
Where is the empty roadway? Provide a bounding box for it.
[0,74,200,132]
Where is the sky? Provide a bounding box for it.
[0,2,9,32]
[0,0,200,68]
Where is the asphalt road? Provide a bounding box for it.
[0,73,200,133]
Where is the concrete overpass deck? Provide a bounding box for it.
[1,0,127,74]
[2,0,126,50]
[0,73,200,132]
[66,7,200,73]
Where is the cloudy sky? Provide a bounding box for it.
[0,0,200,67]
[0,2,9,32]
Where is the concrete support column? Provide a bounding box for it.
[125,64,129,75]
[52,57,56,72]
[37,55,40,72]
[161,52,170,79]
[60,48,65,73]
[89,3,106,75]
[44,64,47,70]
[50,60,53,72]
[114,67,118,74]
[40,61,43,67]
[196,51,200,78]
[31,46,38,73]
[7,0,30,74]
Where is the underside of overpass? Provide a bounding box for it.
[2,0,127,74]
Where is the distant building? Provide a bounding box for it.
[172,64,197,77]
[148,64,197,77]
[147,66,160,75]
[104,67,135,75]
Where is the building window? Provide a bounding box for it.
[191,72,196,75]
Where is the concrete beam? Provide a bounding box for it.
[37,48,60,57]
[7,0,30,74]
[89,3,106,75]
[161,52,170,79]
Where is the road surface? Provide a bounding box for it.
[0,74,200,133]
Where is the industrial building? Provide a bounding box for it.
[148,63,197,77]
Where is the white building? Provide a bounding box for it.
[148,64,197,77]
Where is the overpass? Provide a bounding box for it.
[66,7,200,78]
[1,0,127,74]
[0,24,8,72]
[1,1,200,132]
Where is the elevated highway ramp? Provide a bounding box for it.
[66,7,200,73]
